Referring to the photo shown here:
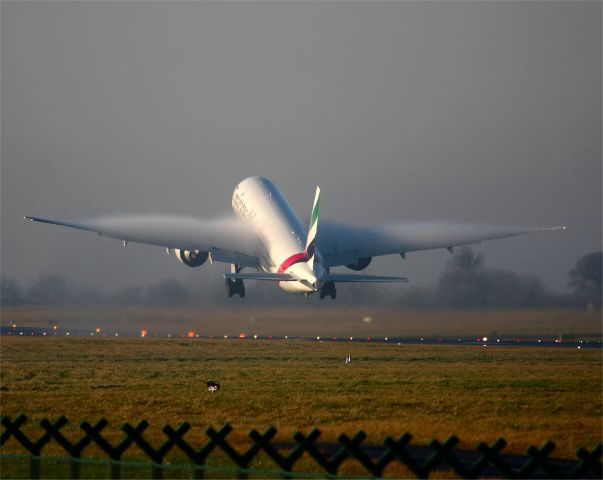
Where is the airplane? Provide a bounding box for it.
[24,176,565,299]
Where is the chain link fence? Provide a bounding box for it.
[1,414,601,479]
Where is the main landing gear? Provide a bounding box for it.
[225,278,245,298]
[226,264,245,298]
[320,281,336,300]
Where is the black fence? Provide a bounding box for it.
[1,414,601,479]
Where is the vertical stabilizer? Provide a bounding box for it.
[305,186,320,270]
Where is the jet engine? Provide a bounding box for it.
[174,249,208,268]
[346,257,372,271]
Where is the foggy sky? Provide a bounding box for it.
[1,1,601,295]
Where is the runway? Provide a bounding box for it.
[1,325,600,349]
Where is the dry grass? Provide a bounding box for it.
[1,336,601,463]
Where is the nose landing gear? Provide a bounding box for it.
[320,281,336,300]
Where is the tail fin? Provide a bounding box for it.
[305,186,320,270]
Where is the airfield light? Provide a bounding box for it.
[367,336,372,341]
[254,334,258,339]
[114,333,119,337]
[66,332,70,336]
[196,334,200,338]
[141,329,148,338]
[43,332,47,336]
[53,325,58,331]
[385,337,388,341]
[12,324,16,328]
[349,337,353,341]
[224,335,228,339]
[239,333,246,339]
[95,327,101,333]
[187,330,195,338]
[316,336,320,340]
[483,337,488,342]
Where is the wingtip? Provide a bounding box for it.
[539,225,566,232]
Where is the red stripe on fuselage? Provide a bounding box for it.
[277,252,307,273]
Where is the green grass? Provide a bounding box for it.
[1,336,601,466]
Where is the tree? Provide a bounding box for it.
[109,285,145,305]
[435,247,486,308]
[145,279,191,305]
[450,247,484,271]
[0,276,23,305]
[568,252,602,308]
[27,274,72,305]
[434,247,549,309]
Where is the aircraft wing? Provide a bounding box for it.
[317,220,565,268]
[24,215,261,268]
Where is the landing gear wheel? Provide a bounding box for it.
[320,281,336,300]
[225,278,245,298]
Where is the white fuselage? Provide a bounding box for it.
[231,176,318,294]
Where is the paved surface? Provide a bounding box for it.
[1,326,601,349]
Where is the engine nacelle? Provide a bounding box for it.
[174,249,208,268]
[346,256,372,271]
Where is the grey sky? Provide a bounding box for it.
[1,1,601,295]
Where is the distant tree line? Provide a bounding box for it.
[1,250,601,309]
[0,275,216,307]
[400,249,601,309]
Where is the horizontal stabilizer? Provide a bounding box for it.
[223,272,298,281]
[321,273,408,283]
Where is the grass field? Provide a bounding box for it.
[1,335,601,466]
